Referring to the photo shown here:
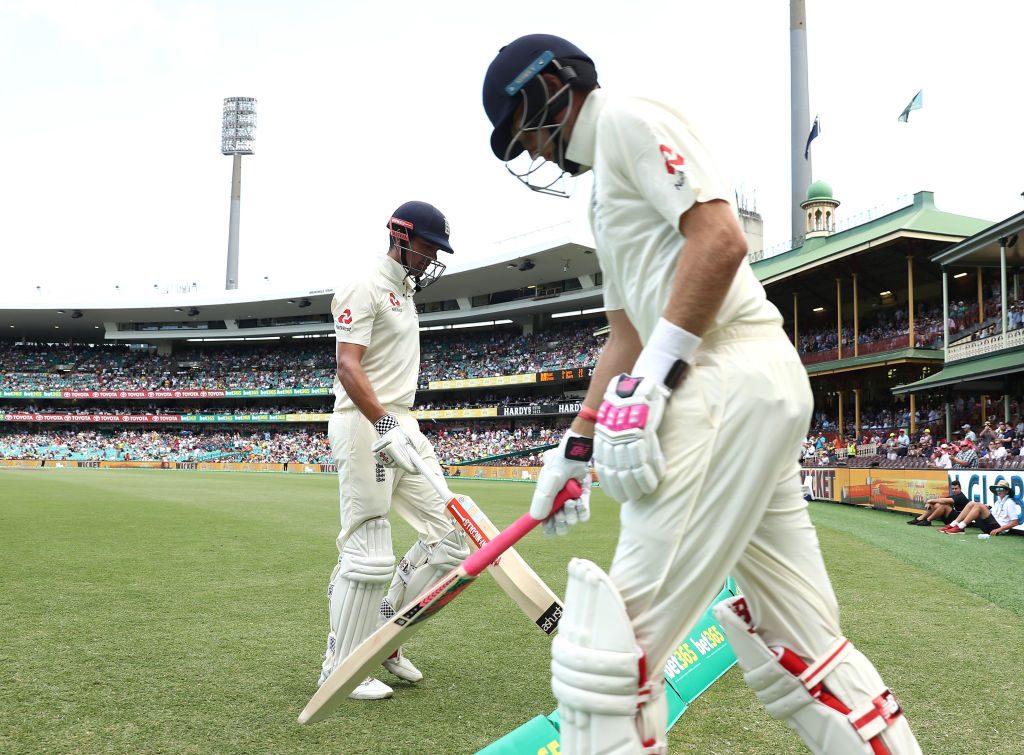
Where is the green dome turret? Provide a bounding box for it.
[806,180,833,201]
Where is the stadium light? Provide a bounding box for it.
[552,307,605,319]
[222,96,257,291]
[813,306,825,312]
[953,272,968,279]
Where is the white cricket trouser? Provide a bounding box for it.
[609,323,843,673]
[328,407,453,551]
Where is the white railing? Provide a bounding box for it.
[946,327,1024,362]
[751,194,915,264]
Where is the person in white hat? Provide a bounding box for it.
[940,478,1021,534]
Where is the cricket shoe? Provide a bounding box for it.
[382,648,423,683]
[348,677,394,700]
[941,525,964,534]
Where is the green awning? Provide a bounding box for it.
[892,349,1024,394]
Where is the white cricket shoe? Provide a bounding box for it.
[348,677,393,700]
[382,648,423,683]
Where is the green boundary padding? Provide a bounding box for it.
[477,578,739,754]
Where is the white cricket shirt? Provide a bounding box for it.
[331,255,419,413]
[565,89,781,344]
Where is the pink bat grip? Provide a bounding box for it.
[462,479,583,578]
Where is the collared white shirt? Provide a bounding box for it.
[331,255,419,412]
[991,495,1022,527]
[565,89,780,344]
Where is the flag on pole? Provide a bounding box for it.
[804,115,820,159]
[898,90,923,123]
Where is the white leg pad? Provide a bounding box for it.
[321,518,395,682]
[713,596,921,755]
[379,527,469,624]
[552,558,664,755]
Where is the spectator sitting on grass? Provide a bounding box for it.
[907,479,968,526]
[940,478,1022,535]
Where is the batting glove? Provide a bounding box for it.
[530,430,593,537]
[594,318,698,503]
[370,414,422,475]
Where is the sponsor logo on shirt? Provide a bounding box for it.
[659,143,687,190]
[388,292,403,312]
[335,308,353,332]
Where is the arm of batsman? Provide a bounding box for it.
[371,414,422,475]
[530,430,593,537]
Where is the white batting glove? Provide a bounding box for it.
[370,414,421,475]
[530,430,593,537]
[594,318,699,503]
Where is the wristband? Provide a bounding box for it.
[563,434,594,462]
[577,406,599,423]
[631,317,701,389]
[374,414,399,435]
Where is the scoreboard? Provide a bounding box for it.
[538,366,593,384]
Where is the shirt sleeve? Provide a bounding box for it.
[331,280,376,347]
[611,104,734,230]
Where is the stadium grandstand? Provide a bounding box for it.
[5,189,1024,490]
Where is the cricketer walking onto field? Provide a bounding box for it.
[482,35,922,754]
[319,200,471,701]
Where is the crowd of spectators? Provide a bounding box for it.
[418,322,602,384]
[809,396,1024,441]
[0,342,334,392]
[1,322,603,393]
[797,305,947,356]
[0,421,567,466]
[423,421,567,465]
[801,417,1024,469]
[414,393,580,413]
[0,427,331,464]
[0,402,331,417]
[797,289,1024,360]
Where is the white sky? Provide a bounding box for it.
[1,0,1021,299]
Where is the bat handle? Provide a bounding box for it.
[461,479,583,578]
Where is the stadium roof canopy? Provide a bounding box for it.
[1,223,603,342]
[893,350,1024,394]
[930,208,1024,268]
[752,191,991,286]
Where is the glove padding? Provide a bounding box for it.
[531,431,593,536]
[594,374,670,503]
[371,414,421,475]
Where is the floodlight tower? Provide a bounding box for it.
[221,97,257,290]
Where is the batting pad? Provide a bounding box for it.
[478,578,738,754]
[322,518,395,680]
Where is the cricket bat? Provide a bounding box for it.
[410,452,564,636]
[297,479,580,725]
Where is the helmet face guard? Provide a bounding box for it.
[388,219,447,290]
[501,57,586,198]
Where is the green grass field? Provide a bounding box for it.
[1,468,1022,755]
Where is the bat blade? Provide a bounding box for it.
[413,454,565,635]
[298,480,581,725]
[446,493,562,634]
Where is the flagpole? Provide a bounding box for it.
[790,0,812,242]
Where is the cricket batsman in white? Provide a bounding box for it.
[320,200,470,700]
[482,35,922,754]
